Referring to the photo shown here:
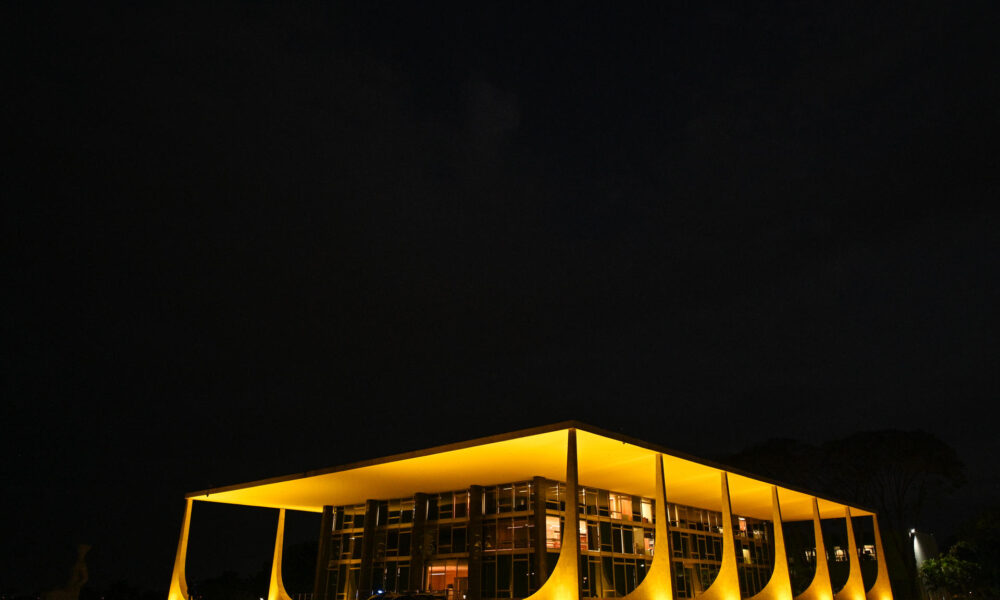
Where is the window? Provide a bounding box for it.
[587,523,600,551]
[640,501,653,523]
[609,494,633,520]
[439,493,454,520]
[514,483,531,512]
[546,483,564,511]
[498,486,514,513]
[401,499,414,524]
[546,515,561,549]
[425,559,468,593]
[600,522,613,552]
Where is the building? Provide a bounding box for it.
[167,422,895,600]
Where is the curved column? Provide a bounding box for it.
[695,472,740,600]
[622,453,674,600]
[833,509,864,600]
[269,509,294,600]
[794,499,832,600]
[522,428,579,600]
[748,486,793,600]
[167,499,193,600]
[864,515,893,600]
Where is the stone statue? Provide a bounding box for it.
[43,544,90,600]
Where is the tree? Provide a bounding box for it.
[823,431,965,599]
[920,544,979,597]
[724,430,965,600]
[921,506,1000,599]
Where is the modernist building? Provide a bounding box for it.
[167,422,894,600]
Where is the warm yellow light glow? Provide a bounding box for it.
[621,453,673,600]
[522,429,579,600]
[187,423,872,523]
[167,499,192,600]
[690,472,741,600]
[865,514,894,600]
[794,498,833,600]
[268,509,293,600]
[834,507,866,600]
[169,423,884,600]
[748,486,793,600]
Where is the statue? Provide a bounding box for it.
[43,544,90,600]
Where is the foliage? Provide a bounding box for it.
[724,430,965,600]
[919,549,979,596]
[921,507,1000,599]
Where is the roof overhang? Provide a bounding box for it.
[187,421,874,522]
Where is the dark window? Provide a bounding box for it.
[622,528,634,555]
[497,554,512,594]
[588,524,600,551]
[387,530,399,556]
[453,527,467,553]
[440,493,453,520]
[498,486,514,513]
[398,565,409,591]
[614,562,627,596]
[513,557,530,598]
[439,525,452,553]
[482,560,496,598]
[600,522,613,552]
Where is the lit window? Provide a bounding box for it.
[425,559,468,592]
[609,494,633,520]
[641,501,653,523]
[546,515,561,549]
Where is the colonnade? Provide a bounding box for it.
[167,429,893,600]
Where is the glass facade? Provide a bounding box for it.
[322,479,779,600]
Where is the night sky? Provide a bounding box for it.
[4,1,999,594]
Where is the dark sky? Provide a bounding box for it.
[4,1,999,594]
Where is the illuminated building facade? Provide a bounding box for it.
[167,422,895,600]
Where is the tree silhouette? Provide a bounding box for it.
[725,430,964,600]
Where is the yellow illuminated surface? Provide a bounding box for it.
[833,508,866,600]
[167,499,192,600]
[696,473,741,600]
[795,499,834,600]
[171,423,891,600]
[268,509,293,600]
[187,422,872,522]
[622,453,673,600]
[748,486,792,600]
[865,514,893,600]
[523,429,580,600]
